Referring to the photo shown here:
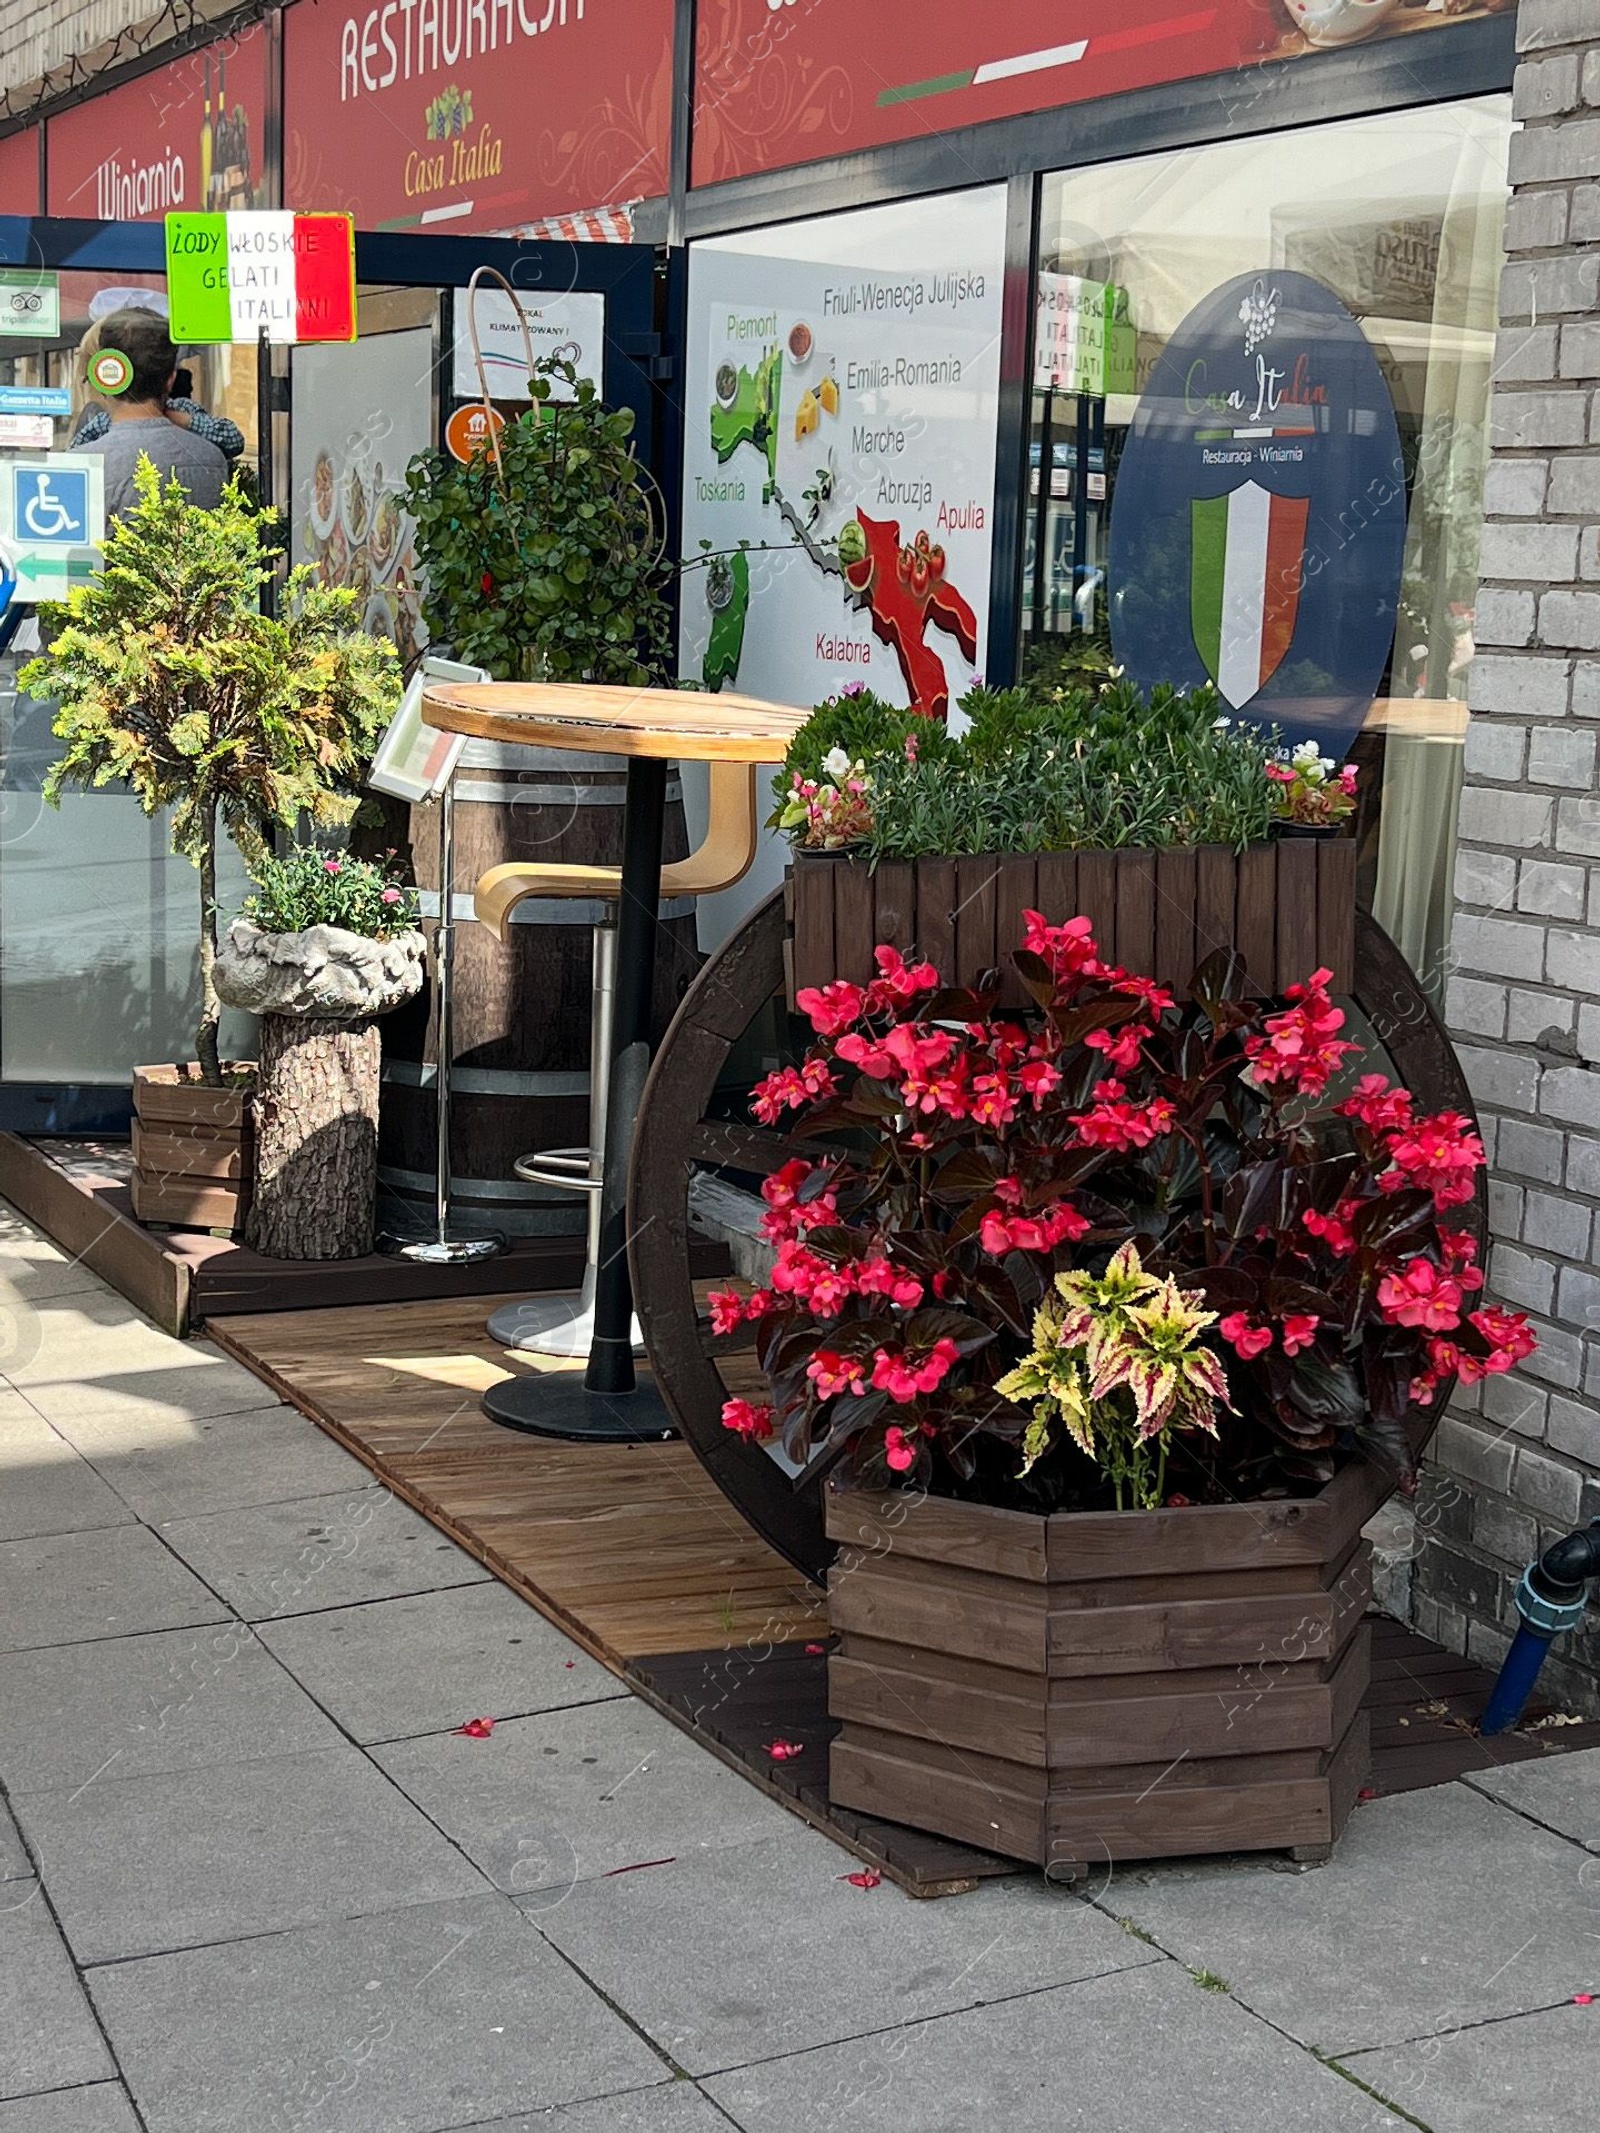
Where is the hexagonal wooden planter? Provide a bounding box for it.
[825,1455,1390,1874]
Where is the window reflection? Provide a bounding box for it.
[1028,99,1511,1000]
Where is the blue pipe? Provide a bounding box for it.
[1480,1620,1560,1737]
[1479,1525,1600,1737]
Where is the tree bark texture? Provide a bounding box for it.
[247,1014,381,1260]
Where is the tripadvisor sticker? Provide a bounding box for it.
[90,349,134,396]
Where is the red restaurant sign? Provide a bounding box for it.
[0,128,38,216]
[692,0,1510,185]
[282,0,673,232]
[46,22,269,219]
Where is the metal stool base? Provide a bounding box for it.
[482,1372,676,1442]
[383,1234,505,1265]
[487,1293,645,1360]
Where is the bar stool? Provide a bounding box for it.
[478,759,762,1362]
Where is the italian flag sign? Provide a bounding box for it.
[1190,482,1309,711]
[164,212,357,346]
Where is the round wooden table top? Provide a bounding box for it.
[422,681,810,763]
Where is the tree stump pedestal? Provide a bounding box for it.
[248,1016,383,1260]
[213,919,428,1262]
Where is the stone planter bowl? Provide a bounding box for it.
[213,919,427,1021]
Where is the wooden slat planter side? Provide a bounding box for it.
[791,842,1356,1000]
[130,1064,255,1236]
[824,1468,1377,1871]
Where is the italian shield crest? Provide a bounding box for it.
[1190,482,1310,710]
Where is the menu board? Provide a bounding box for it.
[678,189,1006,723]
[290,327,434,669]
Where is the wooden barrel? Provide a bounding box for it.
[377,740,700,1238]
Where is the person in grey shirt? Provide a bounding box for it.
[76,309,227,517]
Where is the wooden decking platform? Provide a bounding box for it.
[0,1134,722,1337]
[205,1292,1600,1896]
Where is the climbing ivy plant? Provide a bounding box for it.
[403,358,672,685]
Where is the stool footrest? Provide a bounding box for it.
[513,1146,601,1195]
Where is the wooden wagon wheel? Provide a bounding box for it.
[629,890,1485,1585]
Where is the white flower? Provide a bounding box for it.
[1291,739,1321,767]
[822,746,852,780]
[1213,716,1232,730]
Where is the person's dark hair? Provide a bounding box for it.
[98,309,177,404]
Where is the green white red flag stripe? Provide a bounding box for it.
[1190,483,1309,711]
[165,212,355,345]
[880,14,1219,106]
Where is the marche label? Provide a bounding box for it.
[165,211,356,345]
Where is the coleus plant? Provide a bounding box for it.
[712,916,1535,1511]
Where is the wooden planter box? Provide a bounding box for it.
[130,1063,255,1236]
[790,841,1356,1005]
[825,1457,1389,1873]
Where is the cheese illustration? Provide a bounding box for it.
[818,372,838,417]
[794,387,820,441]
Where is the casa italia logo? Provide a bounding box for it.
[1108,268,1407,761]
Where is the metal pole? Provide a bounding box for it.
[388,770,502,1265]
[585,753,667,1396]
[257,325,277,620]
[434,776,456,1245]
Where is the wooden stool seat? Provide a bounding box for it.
[474,760,762,940]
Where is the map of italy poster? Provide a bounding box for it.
[678,188,1006,729]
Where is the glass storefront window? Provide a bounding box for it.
[0,268,259,1086]
[1028,98,1512,999]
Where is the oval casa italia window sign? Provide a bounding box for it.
[1108,270,1405,760]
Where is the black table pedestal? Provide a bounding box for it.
[482,753,679,1444]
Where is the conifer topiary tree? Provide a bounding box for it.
[23,460,400,1086]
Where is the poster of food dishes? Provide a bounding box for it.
[289,326,433,669]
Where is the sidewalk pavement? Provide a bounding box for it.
[0,1195,1595,2132]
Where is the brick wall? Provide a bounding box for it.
[1414,0,1600,1707]
[0,1,150,97]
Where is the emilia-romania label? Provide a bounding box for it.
[165,212,358,345]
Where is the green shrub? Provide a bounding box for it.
[776,679,1280,861]
[239,845,419,940]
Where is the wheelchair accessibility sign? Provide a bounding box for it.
[0,453,104,600]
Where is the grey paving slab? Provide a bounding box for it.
[88,1892,666,2133]
[67,1403,364,1524]
[1108,1783,1600,2055]
[457,2087,730,2132]
[0,1424,137,1542]
[1345,1998,1600,2133]
[0,1889,117,2098]
[0,1798,30,1879]
[12,1742,488,1962]
[0,1259,106,1314]
[0,1525,227,1653]
[1465,1744,1600,1851]
[0,2087,141,2133]
[4,1296,277,1422]
[377,1696,792,1898]
[20,1355,289,1432]
[703,1961,1400,2131]
[531,1823,1144,2075]
[0,1622,345,1792]
[0,1383,62,1436]
[156,1486,492,1621]
[257,1582,626,1744]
